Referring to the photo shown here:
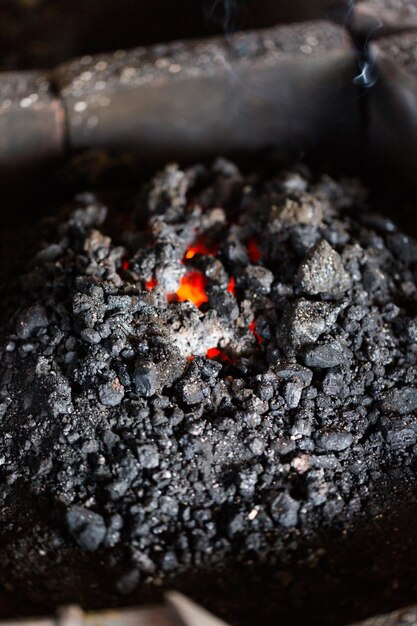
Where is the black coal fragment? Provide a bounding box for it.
[295,239,351,297]
[380,387,417,415]
[65,506,106,552]
[16,304,48,340]
[302,340,352,368]
[280,299,343,353]
[380,415,417,450]
[315,430,353,452]
[270,493,300,528]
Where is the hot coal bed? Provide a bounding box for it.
[2,158,417,625]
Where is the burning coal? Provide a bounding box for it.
[1,157,417,612]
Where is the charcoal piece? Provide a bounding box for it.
[15,304,48,340]
[283,381,304,409]
[302,340,352,368]
[387,233,417,264]
[137,445,160,469]
[295,239,351,297]
[277,193,323,226]
[274,362,313,386]
[315,430,353,451]
[133,361,159,397]
[65,506,106,552]
[380,415,417,450]
[270,493,300,528]
[322,371,345,396]
[280,299,343,353]
[192,356,222,381]
[222,236,249,266]
[242,265,274,294]
[363,266,387,294]
[178,378,205,405]
[380,386,417,414]
[133,345,183,397]
[207,286,239,320]
[98,379,125,406]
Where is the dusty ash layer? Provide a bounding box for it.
[1,159,417,591]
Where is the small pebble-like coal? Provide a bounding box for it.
[1,159,417,600]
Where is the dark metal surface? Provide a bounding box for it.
[0,71,65,167]
[353,0,417,40]
[56,21,358,163]
[367,31,417,192]
[0,21,360,170]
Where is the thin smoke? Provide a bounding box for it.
[353,19,382,88]
[203,0,246,33]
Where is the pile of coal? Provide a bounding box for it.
[1,158,417,593]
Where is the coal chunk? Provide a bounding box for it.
[242,265,274,294]
[270,493,300,528]
[274,363,313,408]
[274,362,313,386]
[178,378,205,405]
[380,387,417,415]
[380,415,417,450]
[315,430,353,452]
[65,506,106,552]
[280,299,343,353]
[137,444,160,469]
[302,340,352,368]
[133,361,159,398]
[98,378,125,406]
[16,304,48,340]
[295,239,351,297]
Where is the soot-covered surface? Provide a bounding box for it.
[1,160,417,624]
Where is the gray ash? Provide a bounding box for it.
[1,158,417,607]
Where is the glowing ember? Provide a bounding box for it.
[145,277,158,291]
[121,260,130,272]
[247,238,261,263]
[184,240,218,260]
[175,271,208,308]
[227,276,235,295]
[206,347,222,359]
[249,319,263,344]
[206,347,233,363]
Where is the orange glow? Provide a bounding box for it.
[174,271,208,308]
[121,260,130,272]
[227,276,235,295]
[249,319,263,344]
[184,240,219,260]
[146,277,158,291]
[247,238,261,263]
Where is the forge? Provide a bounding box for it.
[2,3,417,626]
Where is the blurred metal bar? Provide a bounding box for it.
[0,71,66,167]
[55,21,358,163]
[0,21,360,170]
[367,31,417,193]
[348,604,417,625]
[353,0,417,40]
[0,594,230,626]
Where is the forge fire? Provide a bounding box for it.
[2,158,417,607]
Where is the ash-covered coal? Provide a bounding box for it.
[1,158,417,597]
